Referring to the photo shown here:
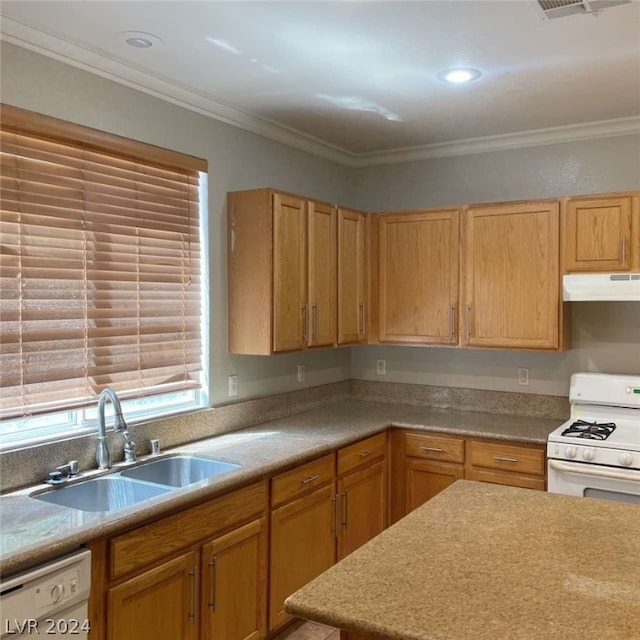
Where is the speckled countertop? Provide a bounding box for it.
[285,480,640,640]
[0,400,561,577]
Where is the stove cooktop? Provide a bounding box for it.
[560,420,616,441]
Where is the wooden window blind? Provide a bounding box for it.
[0,105,207,420]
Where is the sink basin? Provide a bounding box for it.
[121,455,241,487]
[34,475,171,512]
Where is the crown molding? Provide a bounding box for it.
[0,16,356,167]
[354,116,640,166]
[2,15,639,169]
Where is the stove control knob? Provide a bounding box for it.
[619,453,634,467]
[565,446,578,459]
[582,448,596,461]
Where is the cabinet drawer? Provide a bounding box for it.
[271,453,334,507]
[405,432,464,464]
[110,480,268,580]
[337,432,386,476]
[468,440,545,476]
[467,469,545,491]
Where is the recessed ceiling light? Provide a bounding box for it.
[438,68,482,84]
[127,37,153,48]
[117,31,163,49]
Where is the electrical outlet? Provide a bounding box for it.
[518,367,529,386]
[228,374,238,396]
[376,359,386,375]
[297,364,306,383]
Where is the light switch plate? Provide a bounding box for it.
[297,364,306,383]
[376,359,386,375]
[228,374,238,396]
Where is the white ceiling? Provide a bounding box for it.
[2,0,640,166]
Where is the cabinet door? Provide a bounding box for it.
[563,195,633,272]
[405,459,463,513]
[337,460,387,561]
[338,208,368,344]
[308,201,337,347]
[463,201,560,349]
[107,551,198,640]
[273,193,307,352]
[201,519,267,640]
[379,210,459,344]
[269,483,335,631]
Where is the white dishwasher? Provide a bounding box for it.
[1,549,91,639]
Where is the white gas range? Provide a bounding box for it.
[547,372,640,505]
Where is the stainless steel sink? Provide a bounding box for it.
[33,475,171,512]
[120,455,241,487]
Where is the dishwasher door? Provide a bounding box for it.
[1,549,91,639]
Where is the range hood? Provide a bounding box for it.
[563,273,640,301]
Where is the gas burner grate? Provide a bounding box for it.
[561,420,617,440]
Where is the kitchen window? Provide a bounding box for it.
[0,105,208,448]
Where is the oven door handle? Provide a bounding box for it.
[549,460,640,482]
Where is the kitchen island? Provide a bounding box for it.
[285,480,640,640]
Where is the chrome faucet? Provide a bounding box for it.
[96,388,135,469]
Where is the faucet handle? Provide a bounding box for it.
[46,460,79,485]
[122,431,136,463]
[56,460,79,477]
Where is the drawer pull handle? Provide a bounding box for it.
[208,558,217,611]
[493,456,518,463]
[341,490,348,528]
[188,566,198,623]
[331,494,338,536]
[359,449,373,458]
[420,446,444,452]
[301,474,320,485]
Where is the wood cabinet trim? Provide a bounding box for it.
[270,453,335,508]
[405,431,465,463]
[378,209,460,345]
[109,480,268,580]
[562,192,639,273]
[106,549,199,640]
[462,199,561,350]
[337,432,386,476]
[466,439,545,476]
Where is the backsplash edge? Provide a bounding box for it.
[0,380,568,492]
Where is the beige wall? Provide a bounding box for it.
[0,43,352,405]
[348,140,640,396]
[2,42,639,403]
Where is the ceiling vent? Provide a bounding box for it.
[536,0,631,19]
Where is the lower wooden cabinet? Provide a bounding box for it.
[201,518,267,640]
[107,551,199,640]
[269,483,336,631]
[90,481,268,640]
[393,430,546,520]
[89,428,545,638]
[336,432,387,560]
[405,458,463,514]
[108,519,267,640]
[269,433,388,632]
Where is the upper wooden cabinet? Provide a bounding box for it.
[228,189,337,354]
[462,200,563,350]
[378,209,460,345]
[308,200,337,347]
[272,192,307,352]
[338,208,369,344]
[562,193,640,273]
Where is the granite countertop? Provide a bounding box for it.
[0,400,561,577]
[285,480,640,640]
